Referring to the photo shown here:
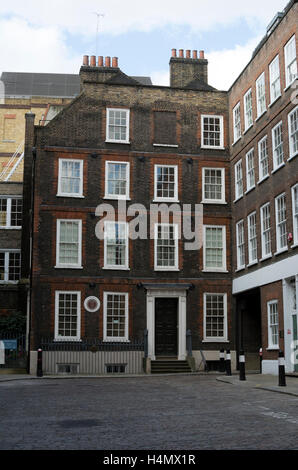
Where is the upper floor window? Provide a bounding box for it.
[292,184,298,246]
[56,220,82,269]
[272,121,284,170]
[284,35,297,88]
[256,72,266,118]
[202,168,225,204]
[233,103,241,143]
[154,223,179,271]
[154,165,178,202]
[0,197,22,228]
[247,212,257,265]
[105,161,130,200]
[201,115,224,149]
[236,220,245,270]
[258,136,269,182]
[245,149,255,192]
[275,193,287,253]
[106,108,130,144]
[269,55,281,104]
[203,293,228,342]
[288,106,298,160]
[260,203,272,259]
[234,160,243,201]
[203,225,227,272]
[104,221,129,270]
[0,251,21,283]
[244,89,253,131]
[153,111,177,147]
[57,159,83,197]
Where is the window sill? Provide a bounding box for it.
[288,151,298,162]
[271,162,285,174]
[284,80,296,92]
[55,265,83,270]
[257,175,269,185]
[105,140,130,145]
[232,137,241,146]
[243,124,253,135]
[102,266,130,271]
[233,195,243,204]
[202,269,228,273]
[247,260,258,268]
[0,281,19,285]
[152,199,179,204]
[54,338,82,342]
[201,200,227,205]
[154,268,180,272]
[103,196,131,201]
[260,254,272,262]
[255,110,267,122]
[274,247,288,256]
[235,266,246,272]
[201,146,225,151]
[2,140,16,143]
[245,185,255,195]
[202,339,229,343]
[0,226,22,230]
[266,346,279,351]
[103,339,130,343]
[56,194,85,199]
[153,143,178,148]
[268,94,281,108]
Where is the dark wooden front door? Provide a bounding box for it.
[155,298,178,356]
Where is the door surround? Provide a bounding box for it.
[146,287,187,360]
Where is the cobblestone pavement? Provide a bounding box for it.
[0,375,297,450]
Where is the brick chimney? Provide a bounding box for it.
[79,54,120,89]
[170,49,208,88]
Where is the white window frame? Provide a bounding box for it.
[234,160,243,201]
[202,167,226,204]
[292,184,298,246]
[275,193,287,254]
[103,221,129,270]
[201,114,224,149]
[244,88,253,131]
[57,159,84,198]
[154,164,178,202]
[258,136,269,182]
[247,212,258,265]
[288,106,298,160]
[154,223,179,271]
[245,148,255,192]
[104,161,130,200]
[269,55,281,104]
[203,293,228,342]
[260,203,272,260]
[267,300,279,350]
[233,102,241,143]
[106,108,130,144]
[284,35,297,88]
[55,219,82,269]
[103,292,129,342]
[54,291,81,341]
[256,72,266,118]
[0,196,22,229]
[272,121,284,171]
[0,250,21,283]
[236,220,245,270]
[203,225,227,272]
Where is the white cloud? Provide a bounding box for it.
[0,0,289,37]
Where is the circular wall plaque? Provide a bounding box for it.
[84,296,100,313]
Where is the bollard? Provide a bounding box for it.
[259,347,263,374]
[219,349,225,372]
[239,350,246,381]
[37,348,43,377]
[278,350,286,387]
[225,349,232,376]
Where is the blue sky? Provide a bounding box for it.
[0,0,291,90]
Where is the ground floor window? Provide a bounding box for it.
[267,300,279,349]
[55,291,81,341]
[203,293,227,341]
[103,292,129,342]
[0,251,21,282]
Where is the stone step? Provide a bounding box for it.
[151,360,192,374]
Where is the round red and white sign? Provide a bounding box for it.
[84,296,100,312]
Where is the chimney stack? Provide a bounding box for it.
[170,48,208,88]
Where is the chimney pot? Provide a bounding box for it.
[112,57,118,68]
[105,56,111,67]
[90,55,96,67]
[98,56,104,67]
[83,55,89,66]
[179,49,184,58]
[172,48,177,58]
[192,50,198,59]
[199,50,205,59]
[186,50,191,58]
